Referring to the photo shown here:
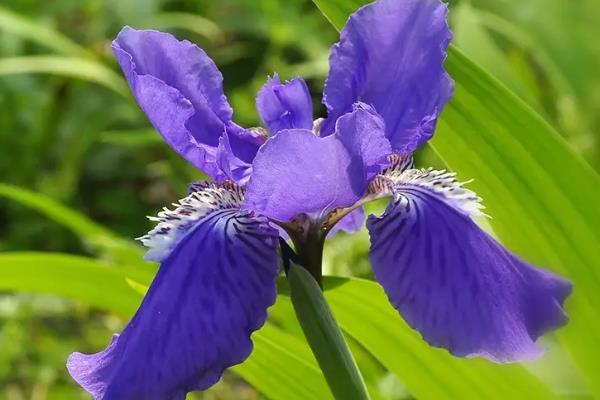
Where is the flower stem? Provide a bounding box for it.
[287,262,371,400]
[289,225,325,287]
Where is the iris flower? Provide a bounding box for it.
[67,0,571,398]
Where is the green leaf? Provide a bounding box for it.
[312,0,600,395]
[0,6,92,57]
[452,2,537,105]
[474,10,575,105]
[0,252,152,316]
[0,183,145,265]
[233,324,333,400]
[276,276,555,399]
[143,12,224,43]
[0,56,128,97]
[287,264,370,400]
[323,277,557,400]
[0,252,329,400]
[311,0,364,31]
[436,47,600,395]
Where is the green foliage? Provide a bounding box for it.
[1,0,599,398]
[0,5,92,57]
[0,56,128,96]
[313,0,600,397]
[234,324,333,400]
[0,252,150,316]
[0,251,333,400]
[437,47,600,396]
[0,183,145,265]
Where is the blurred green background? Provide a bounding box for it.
[0,0,598,398]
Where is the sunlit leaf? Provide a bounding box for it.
[0,252,151,316]
[0,56,128,97]
[275,276,556,399]
[0,252,330,400]
[312,0,600,396]
[472,0,600,169]
[233,324,333,400]
[324,277,557,400]
[143,12,224,43]
[436,47,600,396]
[452,2,537,105]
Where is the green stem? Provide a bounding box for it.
[290,224,325,287]
[287,263,371,400]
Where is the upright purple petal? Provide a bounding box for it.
[67,184,279,399]
[256,74,313,134]
[367,169,571,362]
[322,0,454,153]
[216,131,253,185]
[244,103,391,221]
[112,27,262,182]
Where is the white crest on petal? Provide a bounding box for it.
[366,154,414,196]
[386,168,486,218]
[137,182,245,262]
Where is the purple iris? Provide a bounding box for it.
[67,0,572,398]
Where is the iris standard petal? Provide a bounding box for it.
[113,27,261,181]
[244,103,391,221]
[322,0,454,153]
[216,131,253,185]
[367,169,571,362]
[256,74,313,134]
[67,184,279,399]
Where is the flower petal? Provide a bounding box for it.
[322,0,454,153]
[329,207,365,236]
[367,169,571,362]
[216,131,254,185]
[68,185,280,398]
[113,27,261,181]
[256,74,313,134]
[244,103,391,221]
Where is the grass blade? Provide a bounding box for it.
[0,6,92,57]
[0,183,144,265]
[144,12,224,42]
[311,0,600,394]
[0,56,128,97]
[0,252,330,400]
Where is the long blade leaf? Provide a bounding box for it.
[311,0,600,395]
[0,6,91,57]
[274,276,556,399]
[0,183,145,265]
[0,252,330,400]
[0,252,151,315]
[0,56,128,97]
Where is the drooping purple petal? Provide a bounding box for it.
[244,103,391,221]
[112,27,262,182]
[322,0,454,153]
[367,169,571,362]
[68,185,279,399]
[256,74,313,134]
